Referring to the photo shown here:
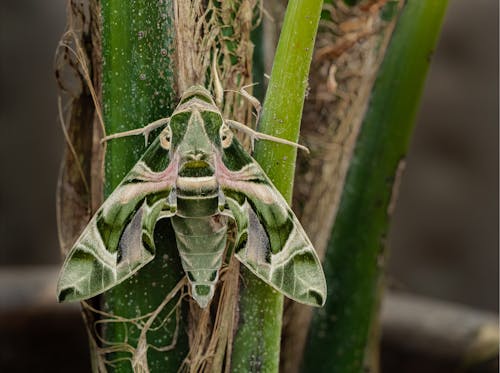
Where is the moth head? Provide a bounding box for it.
[179,85,215,106]
[219,123,233,148]
[159,125,172,150]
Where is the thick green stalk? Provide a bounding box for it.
[231,0,323,371]
[302,1,448,372]
[101,1,186,371]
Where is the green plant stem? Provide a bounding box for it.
[101,1,186,371]
[302,1,448,372]
[231,0,324,371]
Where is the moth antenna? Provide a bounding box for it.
[225,84,261,111]
[261,3,275,23]
[225,83,262,126]
[226,119,310,154]
[101,117,170,144]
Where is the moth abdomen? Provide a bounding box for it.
[170,215,229,308]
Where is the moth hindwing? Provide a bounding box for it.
[57,85,327,308]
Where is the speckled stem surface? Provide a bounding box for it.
[101,1,187,371]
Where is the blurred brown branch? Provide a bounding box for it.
[382,292,499,371]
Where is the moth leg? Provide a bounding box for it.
[102,117,170,146]
[219,208,237,260]
[225,119,310,154]
[217,187,226,212]
[167,188,177,213]
[157,188,177,220]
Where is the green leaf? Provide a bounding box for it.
[231,0,324,371]
[302,1,448,372]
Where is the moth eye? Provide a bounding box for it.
[160,126,172,150]
[220,124,233,148]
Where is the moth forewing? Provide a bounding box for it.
[56,141,177,302]
[57,85,327,308]
[216,142,327,307]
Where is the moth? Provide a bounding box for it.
[57,86,327,308]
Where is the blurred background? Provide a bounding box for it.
[389,0,498,312]
[0,0,497,371]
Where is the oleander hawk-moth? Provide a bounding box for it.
[57,86,327,308]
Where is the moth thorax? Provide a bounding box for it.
[175,175,219,218]
[176,175,218,195]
